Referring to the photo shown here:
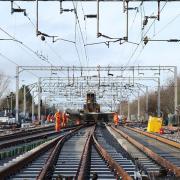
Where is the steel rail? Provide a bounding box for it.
[111,126,180,177]
[0,135,61,179]
[106,124,160,178]
[75,126,95,180]
[0,125,54,141]
[125,126,180,149]
[0,130,57,149]
[37,125,84,180]
[0,125,83,179]
[92,134,133,180]
[0,125,80,149]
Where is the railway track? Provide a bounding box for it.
[3,123,178,179]
[0,125,79,149]
[107,125,161,178]
[125,126,180,148]
[109,125,180,178]
[0,129,56,149]
[90,146,116,179]
[0,125,83,179]
[8,147,53,179]
[0,126,79,167]
[0,125,55,141]
[40,125,137,180]
[93,127,136,178]
[0,124,139,180]
[51,127,93,178]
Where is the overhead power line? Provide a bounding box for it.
[0,52,39,77]
[0,26,50,63]
[125,1,168,66]
[72,1,89,67]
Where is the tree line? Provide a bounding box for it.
[0,72,55,118]
[1,70,180,120]
[119,76,180,120]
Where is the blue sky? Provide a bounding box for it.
[0,1,179,91]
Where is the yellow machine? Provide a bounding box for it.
[147,116,162,133]
[84,92,100,113]
[68,92,113,123]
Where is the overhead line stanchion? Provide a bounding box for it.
[146,86,149,120]
[97,0,100,37]
[126,0,129,41]
[16,66,19,124]
[174,66,178,114]
[128,100,130,121]
[137,91,140,121]
[32,91,35,122]
[157,77,161,117]
[36,0,39,36]
[23,85,26,118]
[38,77,41,122]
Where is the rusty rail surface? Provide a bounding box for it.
[0,136,61,179]
[0,125,54,141]
[0,124,80,141]
[75,126,95,180]
[92,134,133,180]
[126,126,180,149]
[0,131,58,149]
[111,126,180,177]
[37,125,84,180]
[0,125,80,149]
[0,125,82,179]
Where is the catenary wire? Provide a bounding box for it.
[124,1,168,67]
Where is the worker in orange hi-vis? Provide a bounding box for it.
[113,112,119,128]
[76,119,80,125]
[51,114,55,123]
[55,110,61,132]
[62,112,67,128]
[47,114,51,123]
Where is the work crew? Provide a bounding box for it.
[50,114,55,123]
[113,112,119,128]
[123,116,127,124]
[47,114,51,123]
[62,112,67,128]
[76,118,80,125]
[55,110,61,132]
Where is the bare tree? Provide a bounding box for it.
[126,75,180,119]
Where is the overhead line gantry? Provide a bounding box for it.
[2,0,179,1]
[15,65,177,123]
